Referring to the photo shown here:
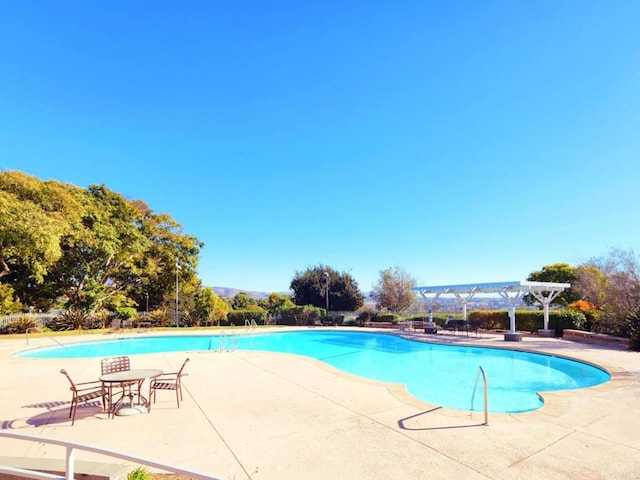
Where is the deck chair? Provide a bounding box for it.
[149,358,190,410]
[101,356,136,412]
[60,369,107,425]
[108,318,121,332]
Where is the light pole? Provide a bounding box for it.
[175,260,180,327]
[145,292,149,316]
[324,271,330,319]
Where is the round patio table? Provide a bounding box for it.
[100,369,162,416]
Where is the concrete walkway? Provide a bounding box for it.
[1,328,639,480]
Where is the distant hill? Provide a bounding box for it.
[212,287,271,300]
[210,288,523,311]
[212,287,373,302]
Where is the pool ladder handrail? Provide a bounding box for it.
[218,331,239,352]
[25,327,68,349]
[470,366,489,425]
[245,319,257,334]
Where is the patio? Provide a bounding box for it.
[1,328,639,479]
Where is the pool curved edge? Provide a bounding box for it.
[10,327,616,416]
[392,331,613,377]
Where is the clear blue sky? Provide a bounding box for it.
[2,1,639,293]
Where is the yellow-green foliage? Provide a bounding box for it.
[0,283,22,314]
[127,467,152,480]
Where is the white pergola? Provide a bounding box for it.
[411,281,570,341]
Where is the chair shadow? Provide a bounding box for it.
[398,407,488,431]
[1,401,105,429]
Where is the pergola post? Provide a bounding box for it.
[419,291,440,334]
[412,281,570,342]
[452,290,477,320]
[529,289,562,337]
[498,289,525,342]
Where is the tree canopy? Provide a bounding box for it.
[525,262,579,307]
[290,265,364,312]
[573,249,640,335]
[0,171,203,313]
[371,265,416,313]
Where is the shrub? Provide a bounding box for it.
[375,313,400,324]
[2,316,38,334]
[127,467,152,480]
[467,309,586,335]
[342,317,360,326]
[116,306,137,320]
[227,308,267,326]
[47,310,87,331]
[280,305,323,326]
[147,308,172,327]
[403,314,429,322]
[179,309,202,327]
[431,313,456,327]
[355,308,376,325]
[322,314,344,326]
[625,309,640,351]
[548,310,587,335]
[84,309,114,329]
[468,310,509,330]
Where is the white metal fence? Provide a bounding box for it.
[0,431,225,480]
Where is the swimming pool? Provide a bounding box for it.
[17,330,610,413]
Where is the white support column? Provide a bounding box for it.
[452,290,477,320]
[66,446,75,480]
[498,288,525,341]
[419,291,440,333]
[530,289,562,337]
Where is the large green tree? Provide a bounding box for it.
[0,171,203,313]
[0,172,86,310]
[524,262,579,307]
[371,265,416,313]
[0,171,74,283]
[194,286,231,325]
[290,265,364,312]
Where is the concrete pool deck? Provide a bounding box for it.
[1,328,639,479]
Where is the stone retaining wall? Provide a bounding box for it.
[562,329,630,348]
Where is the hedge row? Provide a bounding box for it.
[224,309,266,326]
[279,305,324,326]
[352,310,586,336]
[467,310,587,335]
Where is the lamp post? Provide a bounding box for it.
[175,261,180,327]
[145,292,149,316]
[324,271,330,319]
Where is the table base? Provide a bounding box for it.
[116,405,148,416]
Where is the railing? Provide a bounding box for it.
[398,320,415,335]
[470,366,489,425]
[217,331,239,352]
[25,328,68,348]
[0,431,224,480]
[244,319,257,333]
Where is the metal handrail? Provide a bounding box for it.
[470,366,489,425]
[25,328,67,348]
[0,431,224,480]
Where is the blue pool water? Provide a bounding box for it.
[17,330,610,413]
